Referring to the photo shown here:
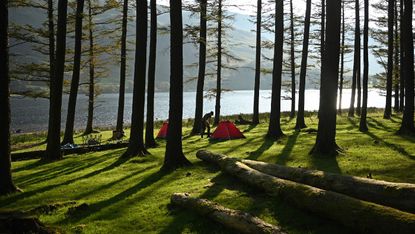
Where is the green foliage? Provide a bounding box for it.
[4,111,415,233]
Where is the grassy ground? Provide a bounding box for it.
[3,110,415,233]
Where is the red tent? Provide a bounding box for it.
[210,121,245,140]
[157,122,168,139]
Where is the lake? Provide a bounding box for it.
[11,89,387,132]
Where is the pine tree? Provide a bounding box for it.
[252,0,262,125]
[359,0,369,132]
[267,0,284,139]
[0,0,19,195]
[348,0,361,117]
[162,0,191,171]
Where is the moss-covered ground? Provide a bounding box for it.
[3,110,415,233]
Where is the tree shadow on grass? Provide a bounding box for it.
[14,149,126,187]
[367,117,395,132]
[1,151,131,207]
[61,169,169,224]
[275,131,299,165]
[246,137,274,160]
[363,130,415,160]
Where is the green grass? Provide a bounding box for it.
[3,111,415,233]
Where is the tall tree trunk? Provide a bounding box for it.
[214,0,222,125]
[289,0,296,119]
[311,0,341,155]
[295,0,311,130]
[44,0,68,161]
[122,0,148,157]
[398,0,414,134]
[338,0,345,115]
[62,0,85,145]
[84,0,95,135]
[48,0,55,91]
[384,0,395,119]
[252,0,262,124]
[0,0,18,195]
[145,0,157,148]
[115,0,128,137]
[348,0,360,117]
[162,0,191,171]
[317,0,325,118]
[399,0,405,112]
[359,0,369,132]
[267,0,284,139]
[393,0,400,112]
[191,0,207,134]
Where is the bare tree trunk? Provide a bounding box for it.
[384,0,395,119]
[162,0,191,170]
[289,0,296,119]
[348,0,360,117]
[359,0,369,132]
[0,0,18,195]
[393,0,400,112]
[115,0,129,137]
[197,150,415,234]
[122,0,149,157]
[44,0,68,161]
[398,0,405,112]
[338,0,345,115]
[191,0,207,134]
[171,193,285,234]
[398,0,415,134]
[84,0,95,135]
[252,0,262,125]
[295,0,311,130]
[214,0,222,125]
[267,0,284,139]
[48,0,55,91]
[145,0,157,148]
[311,0,341,155]
[62,0,85,144]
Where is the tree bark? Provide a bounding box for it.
[191,0,207,134]
[393,1,400,113]
[84,0,95,135]
[62,0,85,145]
[252,0,262,125]
[115,0,129,137]
[359,0,369,132]
[214,0,222,126]
[44,0,68,161]
[289,0,296,119]
[196,150,415,234]
[295,0,311,130]
[0,0,18,195]
[311,0,341,155]
[384,0,395,119]
[267,0,284,139]
[122,0,149,157]
[398,0,405,112]
[348,0,360,117]
[338,0,345,115]
[162,0,191,170]
[48,0,55,92]
[171,193,285,234]
[145,0,157,148]
[398,0,415,134]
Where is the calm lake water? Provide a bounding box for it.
[11,89,386,132]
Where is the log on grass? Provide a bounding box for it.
[196,150,415,234]
[239,159,415,214]
[171,193,285,234]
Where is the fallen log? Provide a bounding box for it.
[238,159,415,214]
[196,150,415,233]
[171,193,285,234]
